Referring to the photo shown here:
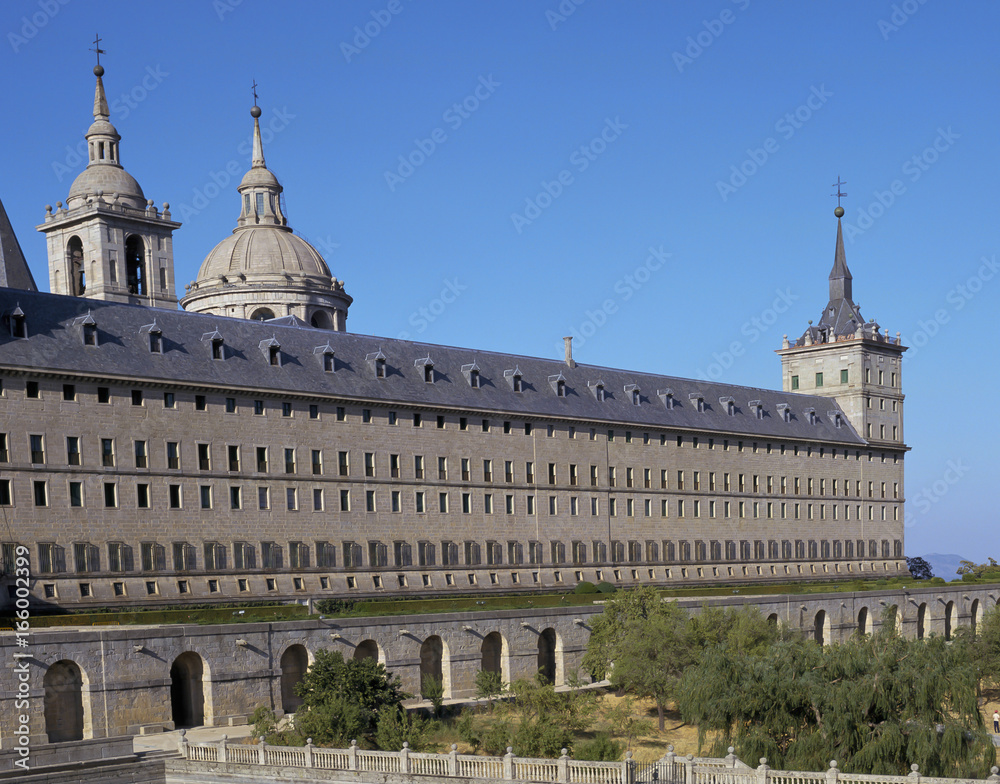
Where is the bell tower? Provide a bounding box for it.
[37,49,179,309]
[777,199,906,448]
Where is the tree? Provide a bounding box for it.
[905,556,933,580]
[677,622,993,777]
[956,558,1000,581]
[965,602,1000,687]
[292,648,409,746]
[582,586,667,680]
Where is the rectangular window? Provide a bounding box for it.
[168,484,181,509]
[230,486,241,509]
[364,452,375,478]
[30,434,44,464]
[415,491,424,513]
[791,375,799,390]
[131,389,143,406]
[227,444,239,472]
[365,490,375,512]
[195,395,207,411]
[163,392,175,409]
[256,446,268,472]
[200,485,212,509]
[197,443,210,471]
[258,486,269,509]
[225,397,237,413]
[340,489,351,512]
[286,487,297,511]
[102,438,115,467]
[840,369,849,384]
[33,480,48,507]
[102,482,115,508]
[313,450,324,475]
[167,441,180,470]
[285,448,295,473]
[815,372,823,387]
[282,401,292,418]
[254,399,265,416]
[136,483,150,508]
[391,490,400,512]
[68,481,82,507]
[63,383,76,401]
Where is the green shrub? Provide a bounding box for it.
[374,706,430,751]
[574,581,598,594]
[929,577,946,585]
[457,713,481,752]
[315,598,357,615]
[574,732,624,761]
[596,582,616,594]
[422,674,445,717]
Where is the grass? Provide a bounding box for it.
[11,603,310,628]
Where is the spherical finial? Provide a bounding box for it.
[94,64,104,78]
[834,205,844,218]
[250,105,262,119]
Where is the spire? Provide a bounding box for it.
[0,196,38,292]
[93,64,110,120]
[828,213,852,303]
[250,80,265,168]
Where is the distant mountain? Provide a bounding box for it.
[918,553,970,580]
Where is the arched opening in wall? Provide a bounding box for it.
[250,308,276,322]
[945,601,956,641]
[170,652,206,728]
[884,605,901,635]
[857,607,870,637]
[66,236,85,295]
[971,599,982,636]
[124,235,145,296]
[310,310,333,330]
[354,639,382,663]
[813,610,827,646]
[44,660,86,742]
[766,613,778,626]
[280,644,309,715]
[917,603,928,639]
[538,628,557,683]
[480,631,509,686]
[420,636,444,699]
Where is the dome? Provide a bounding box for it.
[67,165,146,209]
[197,226,333,280]
[239,167,280,189]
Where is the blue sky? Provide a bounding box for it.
[3,0,997,566]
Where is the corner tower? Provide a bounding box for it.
[777,205,906,448]
[180,98,352,330]
[37,62,180,308]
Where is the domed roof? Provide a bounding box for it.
[239,167,280,189]
[197,226,333,280]
[67,165,146,209]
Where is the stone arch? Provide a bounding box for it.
[279,644,309,715]
[917,603,928,639]
[857,606,870,637]
[971,599,982,636]
[170,652,207,728]
[310,309,333,330]
[419,635,451,699]
[945,600,956,641]
[353,639,385,664]
[480,631,510,685]
[66,235,85,295]
[537,628,564,685]
[884,604,902,634]
[766,613,779,626]
[124,234,146,296]
[44,659,89,742]
[250,307,276,322]
[813,610,827,645]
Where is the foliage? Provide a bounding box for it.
[582,586,666,681]
[595,581,616,593]
[457,712,481,752]
[374,705,432,751]
[676,622,993,777]
[422,674,445,717]
[475,670,506,704]
[905,556,933,580]
[574,580,598,594]
[965,602,1000,687]
[606,697,653,752]
[315,598,358,615]
[574,732,624,761]
[291,648,408,746]
[956,558,999,578]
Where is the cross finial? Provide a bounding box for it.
[831,176,848,208]
[91,33,105,66]
[251,79,259,107]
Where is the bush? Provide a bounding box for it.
[574,581,598,594]
[422,674,445,717]
[374,706,431,751]
[475,670,505,702]
[596,581,616,594]
[929,577,946,585]
[574,732,624,761]
[457,713,481,752]
[315,598,357,615]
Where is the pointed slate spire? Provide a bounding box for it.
[0,197,38,292]
[828,214,852,303]
[251,105,266,168]
[93,64,110,120]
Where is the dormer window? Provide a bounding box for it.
[719,396,735,416]
[314,343,335,372]
[504,368,523,393]
[804,407,817,425]
[548,374,566,397]
[589,380,606,402]
[777,403,791,423]
[203,330,225,360]
[9,307,26,339]
[140,322,163,354]
[829,411,843,429]
[749,400,763,420]
[366,350,387,379]
[658,389,675,410]
[462,362,481,388]
[689,393,705,413]
[415,357,434,383]
[260,337,281,367]
[625,384,640,406]
[74,311,98,346]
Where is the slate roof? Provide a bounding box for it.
[0,198,37,292]
[0,286,866,446]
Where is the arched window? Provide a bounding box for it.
[280,645,309,715]
[66,236,85,295]
[124,235,145,296]
[44,660,86,742]
[170,652,206,728]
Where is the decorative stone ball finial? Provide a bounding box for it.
[830,761,838,769]
[834,205,844,218]
[251,105,262,119]
[94,64,104,77]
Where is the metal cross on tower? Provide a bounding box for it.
[252,79,259,107]
[91,33,105,66]
[831,176,848,207]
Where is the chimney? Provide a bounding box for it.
[563,336,575,368]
